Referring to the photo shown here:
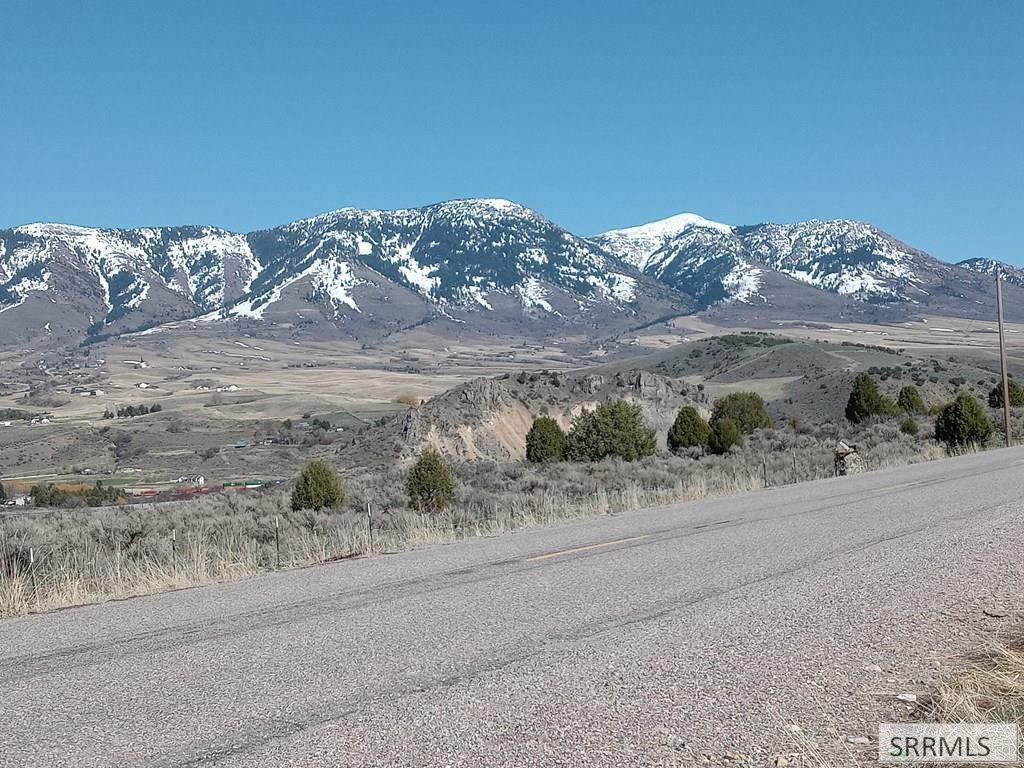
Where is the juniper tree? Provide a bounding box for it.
[290,460,345,512]
[525,416,567,463]
[710,392,772,434]
[935,393,992,449]
[667,406,711,454]
[565,400,656,462]
[407,448,455,514]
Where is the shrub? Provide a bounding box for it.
[899,416,919,436]
[290,460,345,511]
[710,392,771,434]
[934,394,993,449]
[845,373,896,424]
[987,379,1024,409]
[565,400,656,462]
[896,385,927,415]
[28,481,123,509]
[667,406,711,454]
[395,393,420,407]
[525,417,567,463]
[707,417,743,454]
[407,448,455,514]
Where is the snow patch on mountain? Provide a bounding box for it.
[721,264,763,303]
[519,277,554,313]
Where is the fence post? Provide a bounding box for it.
[763,457,768,488]
[365,503,374,554]
[29,546,39,611]
[792,453,797,484]
[171,527,177,578]
[275,515,281,569]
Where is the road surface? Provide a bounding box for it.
[3,448,1024,767]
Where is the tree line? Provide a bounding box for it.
[525,392,772,464]
[845,373,1000,448]
[104,403,163,419]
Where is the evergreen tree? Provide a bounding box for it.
[0,480,6,502]
[896,385,927,415]
[710,392,772,434]
[290,460,345,511]
[707,417,743,454]
[525,416,567,463]
[667,406,711,454]
[845,373,895,424]
[407,448,455,514]
[987,378,1024,408]
[935,393,993,449]
[565,400,656,462]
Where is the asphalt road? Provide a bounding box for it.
[3,448,1024,767]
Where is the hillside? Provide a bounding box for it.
[339,333,1007,467]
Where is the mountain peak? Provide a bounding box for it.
[601,212,733,239]
[592,213,733,271]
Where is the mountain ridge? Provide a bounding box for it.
[1,199,1020,348]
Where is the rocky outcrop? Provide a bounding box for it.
[341,365,715,467]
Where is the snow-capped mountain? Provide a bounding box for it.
[235,199,649,320]
[956,258,1024,289]
[0,199,686,345]
[2,199,1018,348]
[592,213,733,272]
[593,215,999,313]
[0,224,260,341]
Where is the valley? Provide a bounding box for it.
[2,311,1022,492]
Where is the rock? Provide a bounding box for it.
[834,440,864,476]
[896,693,918,703]
[772,756,790,768]
[864,663,883,673]
[846,736,871,745]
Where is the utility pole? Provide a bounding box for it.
[997,274,1013,447]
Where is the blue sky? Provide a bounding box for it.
[2,1,1022,263]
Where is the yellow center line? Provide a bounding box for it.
[526,535,650,562]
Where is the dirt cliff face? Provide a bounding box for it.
[341,368,712,467]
